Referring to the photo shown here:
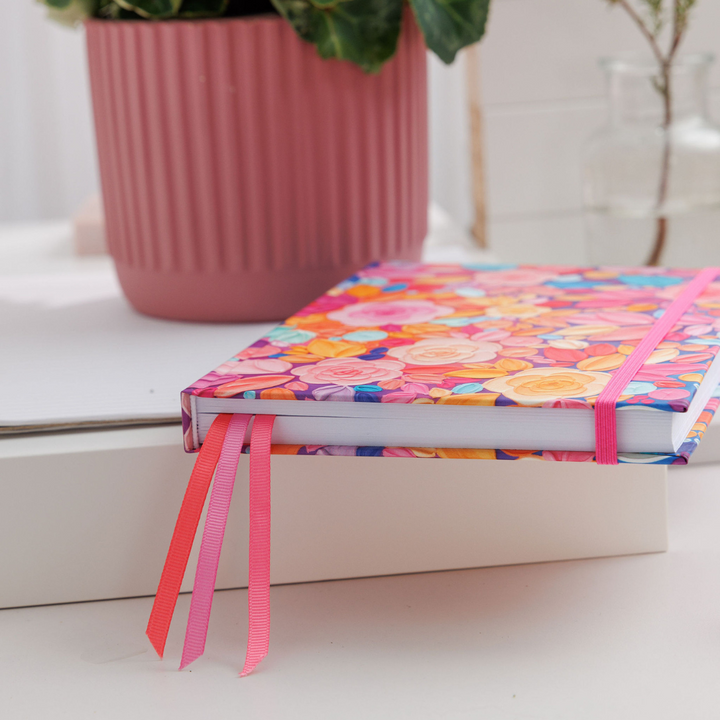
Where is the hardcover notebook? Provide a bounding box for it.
[181,262,720,462]
[149,262,720,678]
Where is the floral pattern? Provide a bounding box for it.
[183,262,720,460]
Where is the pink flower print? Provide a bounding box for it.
[633,363,707,382]
[648,388,691,401]
[542,398,593,410]
[214,358,292,375]
[306,294,356,315]
[327,299,454,327]
[592,326,650,342]
[387,338,501,365]
[381,392,418,403]
[470,329,511,342]
[293,357,405,386]
[472,268,558,287]
[311,385,356,401]
[542,450,595,462]
[565,312,655,326]
[401,382,430,394]
[382,448,417,458]
[575,290,653,308]
[235,344,279,359]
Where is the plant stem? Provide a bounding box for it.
[647,0,686,266]
[615,0,690,266]
[647,62,672,266]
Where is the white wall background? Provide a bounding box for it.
[0,2,98,223]
[4,0,720,262]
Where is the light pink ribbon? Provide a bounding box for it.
[179,413,251,670]
[595,267,719,464]
[241,414,276,677]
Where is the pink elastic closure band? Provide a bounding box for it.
[595,267,719,464]
[241,414,276,677]
[179,413,251,670]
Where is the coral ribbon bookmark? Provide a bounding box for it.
[595,267,719,464]
[241,414,276,677]
[146,413,232,658]
[180,413,252,669]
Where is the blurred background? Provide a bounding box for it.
[4,0,720,265]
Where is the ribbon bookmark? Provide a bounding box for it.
[146,413,233,658]
[241,414,276,677]
[595,267,719,464]
[180,413,252,670]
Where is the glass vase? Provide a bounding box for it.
[584,53,720,267]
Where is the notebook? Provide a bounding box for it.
[149,262,720,677]
[181,262,720,460]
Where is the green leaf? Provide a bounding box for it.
[114,0,182,17]
[271,0,403,73]
[408,0,491,64]
[42,0,97,25]
[178,0,228,17]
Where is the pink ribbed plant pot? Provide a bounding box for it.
[85,14,428,322]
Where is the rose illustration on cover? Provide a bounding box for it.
[186,262,720,417]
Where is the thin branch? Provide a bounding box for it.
[616,0,666,67]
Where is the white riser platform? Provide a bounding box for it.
[0,425,667,609]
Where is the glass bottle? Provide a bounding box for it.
[584,53,720,267]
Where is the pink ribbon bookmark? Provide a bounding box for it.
[179,413,251,670]
[241,414,276,677]
[595,267,719,464]
[146,413,232,659]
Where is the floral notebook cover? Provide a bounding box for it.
[183,262,720,461]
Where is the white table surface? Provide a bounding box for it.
[1,462,719,719]
[0,207,494,431]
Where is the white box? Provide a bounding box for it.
[0,426,667,609]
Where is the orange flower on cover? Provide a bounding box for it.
[271,445,305,455]
[277,354,324,364]
[307,338,367,358]
[429,387,452,398]
[576,354,626,371]
[214,375,295,396]
[498,347,538,358]
[445,368,507,379]
[436,393,500,406]
[346,284,382,298]
[260,388,296,400]
[495,358,534,372]
[436,448,496,459]
[400,323,454,335]
[484,367,611,405]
